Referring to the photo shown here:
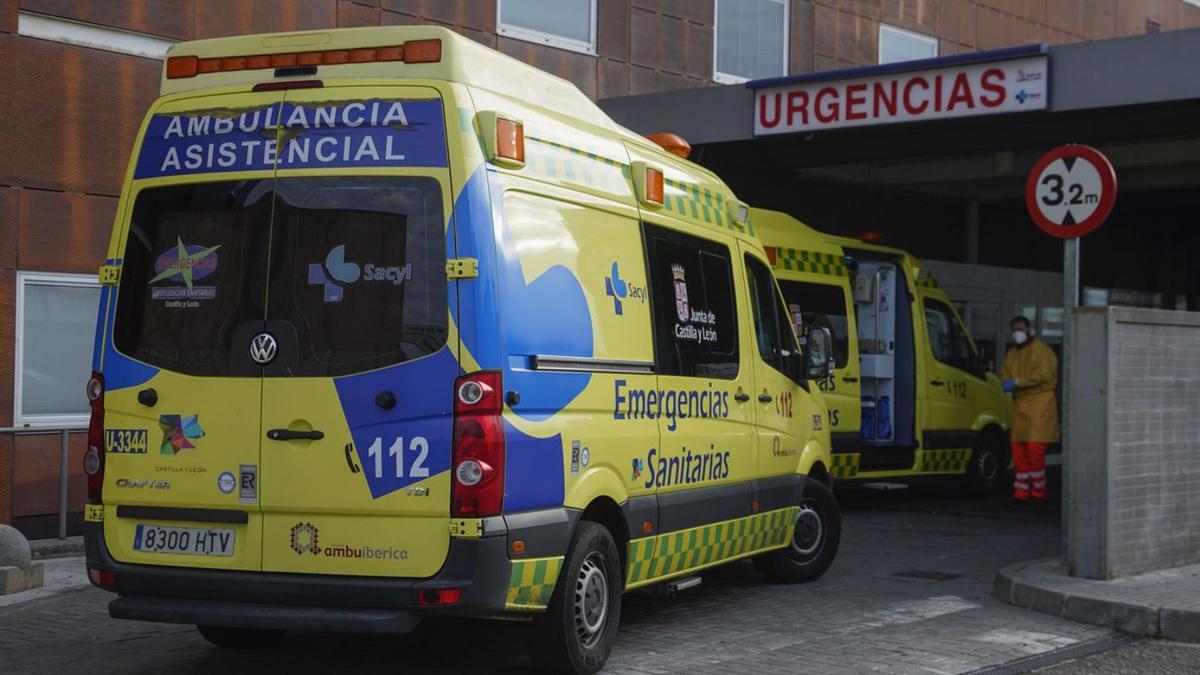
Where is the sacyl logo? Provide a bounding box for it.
[250,333,277,365]
[604,261,645,316]
[308,244,413,303]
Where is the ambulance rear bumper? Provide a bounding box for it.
[84,508,575,632]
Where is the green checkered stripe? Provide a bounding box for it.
[661,178,752,235]
[768,247,848,276]
[505,556,564,611]
[920,449,972,473]
[626,507,798,587]
[830,453,861,479]
[523,137,633,199]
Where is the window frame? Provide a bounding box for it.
[744,254,804,385]
[712,0,789,85]
[923,297,981,377]
[497,0,598,56]
[878,23,938,65]
[642,223,741,380]
[14,270,101,428]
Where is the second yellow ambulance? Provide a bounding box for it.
[753,208,1012,495]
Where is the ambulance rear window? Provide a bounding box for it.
[114,180,273,377]
[114,177,446,377]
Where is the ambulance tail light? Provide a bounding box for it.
[451,372,505,517]
[84,372,105,502]
[164,39,443,79]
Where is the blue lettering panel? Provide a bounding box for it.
[134,99,447,179]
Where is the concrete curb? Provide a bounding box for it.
[29,537,85,561]
[994,558,1200,641]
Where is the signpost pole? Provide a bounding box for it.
[1060,236,1079,563]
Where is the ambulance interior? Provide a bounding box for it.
[848,255,916,458]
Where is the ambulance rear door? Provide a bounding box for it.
[257,85,458,578]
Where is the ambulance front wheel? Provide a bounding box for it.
[754,477,841,583]
[197,625,285,649]
[528,521,623,675]
[963,431,1008,497]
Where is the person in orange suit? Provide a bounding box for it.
[1001,316,1059,503]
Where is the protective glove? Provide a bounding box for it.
[1002,379,1016,393]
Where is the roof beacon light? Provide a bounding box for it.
[164,39,443,79]
[646,132,691,159]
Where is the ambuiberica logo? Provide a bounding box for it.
[308,244,412,302]
[288,522,408,560]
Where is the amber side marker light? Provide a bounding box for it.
[646,132,691,159]
[165,39,443,79]
[496,118,525,164]
[644,166,664,206]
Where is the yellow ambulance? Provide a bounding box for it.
[82,26,840,674]
[752,209,1011,495]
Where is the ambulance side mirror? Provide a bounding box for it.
[806,327,834,381]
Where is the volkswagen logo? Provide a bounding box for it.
[249,333,278,365]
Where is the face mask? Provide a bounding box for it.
[1012,330,1028,345]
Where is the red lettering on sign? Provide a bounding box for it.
[759,92,782,128]
[815,87,839,123]
[933,74,944,111]
[980,68,1005,107]
[903,77,929,114]
[947,72,976,110]
[873,81,898,117]
[786,90,809,126]
[845,83,867,120]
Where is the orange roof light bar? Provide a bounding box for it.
[164,39,443,79]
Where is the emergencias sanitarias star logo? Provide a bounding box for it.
[151,237,220,287]
[158,414,204,455]
[290,522,320,555]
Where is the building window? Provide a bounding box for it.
[878,24,938,65]
[15,272,101,426]
[714,0,788,84]
[497,0,596,55]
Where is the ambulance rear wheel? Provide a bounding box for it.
[528,521,622,675]
[964,432,1007,497]
[196,625,285,649]
[754,477,841,583]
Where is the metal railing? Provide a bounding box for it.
[1,425,87,540]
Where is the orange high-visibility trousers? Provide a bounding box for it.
[1011,442,1048,500]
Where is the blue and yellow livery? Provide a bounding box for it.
[82,27,840,674]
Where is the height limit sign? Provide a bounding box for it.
[1026,144,1117,238]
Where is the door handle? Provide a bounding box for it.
[734,392,750,403]
[758,393,773,403]
[267,429,325,441]
[930,380,945,386]
[841,376,859,383]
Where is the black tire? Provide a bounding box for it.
[754,477,841,583]
[963,432,1008,497]
[528,521,623,675]
[196,625,285,649]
